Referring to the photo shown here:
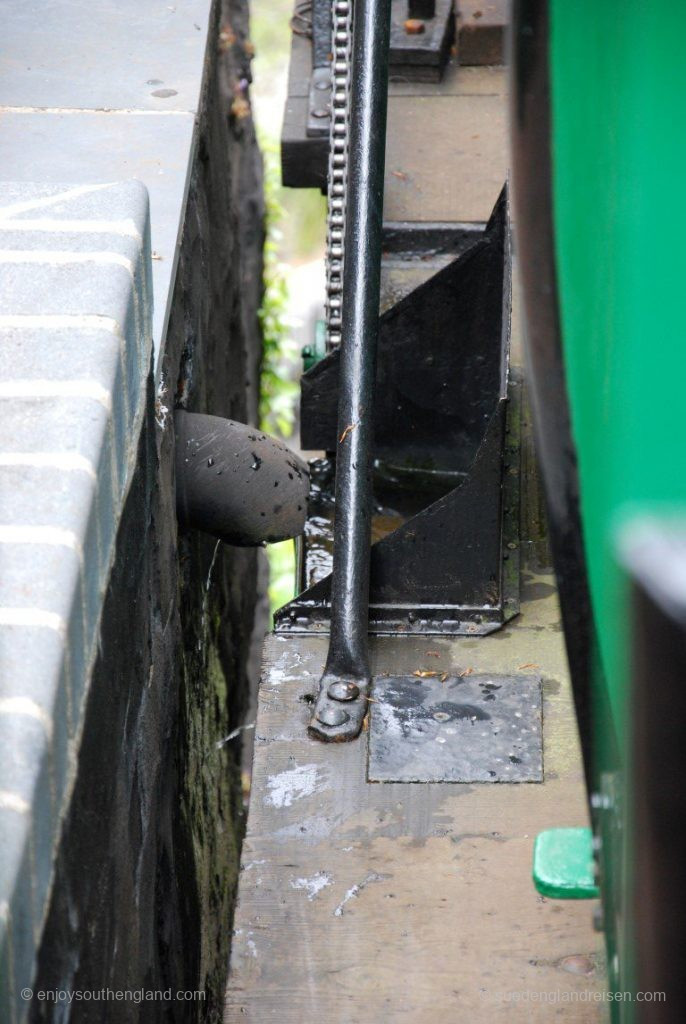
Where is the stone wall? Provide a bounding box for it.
[0,1,265,1020]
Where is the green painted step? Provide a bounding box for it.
[533,827,599,900]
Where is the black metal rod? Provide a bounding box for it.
[309,0,392,740]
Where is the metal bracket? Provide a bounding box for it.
[277,187,516,639]
[389,0,455,83]
[306,65,332,138]
[369,673,543,782]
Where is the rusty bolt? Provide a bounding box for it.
[404,18,426,34]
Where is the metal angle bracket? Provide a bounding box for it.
[305,0,333,137]
[276,187,518,638]
[306,65,332,138]
[389,0,455,83]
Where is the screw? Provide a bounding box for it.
[327,681,360,702]
[316,706,350,727]
[312,107,330,119]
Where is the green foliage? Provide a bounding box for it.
[267,539,297,617]
[258,140,298,614]
[275,186,327,262]
[258,141,299,439]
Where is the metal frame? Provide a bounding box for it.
[277,188,515,642]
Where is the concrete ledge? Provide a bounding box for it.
[0,180,153,1019]
[0,0,215,366]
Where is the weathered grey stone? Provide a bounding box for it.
[0,466,95,547]
[0,114,195,357]
[0,815,35,1019]
[0,716,56,929]
[0,540,86,712]
[0,1,264,1020]
[0,395,119,597]
[0,0,212,113]
[0,324,129,479]
[0,625,71,800]
[0,176,153,1021]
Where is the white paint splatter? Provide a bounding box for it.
[155,374,169,429]
[264,764,323,808]
[247,938,257,958]
[333,873,388,917]
[273,816,334,842]
[290,872,333,900]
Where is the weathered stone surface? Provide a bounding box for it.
[24,1,265,1021]
[0,0,212,112]
[0,176,153,1024]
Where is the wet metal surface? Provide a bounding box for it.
[175,411,309,546]
[369,673,543,782]
[286,196,515,638]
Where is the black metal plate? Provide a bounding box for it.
[369,673,543,782]
[389,0,455,77]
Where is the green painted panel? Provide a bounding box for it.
[550,1,686,733]
[549,1,686,1012]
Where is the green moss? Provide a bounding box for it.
[181,641,244,1012]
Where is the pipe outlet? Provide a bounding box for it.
[175,411,309,546]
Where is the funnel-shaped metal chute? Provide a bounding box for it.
[175,411,309,546]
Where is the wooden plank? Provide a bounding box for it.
[384,94,507,221]
[457,0,508,66]
[389,60,507,95]
[226,570,605,1021]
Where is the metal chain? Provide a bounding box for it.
[324,0,353,350]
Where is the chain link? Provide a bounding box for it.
[324,0,352,350]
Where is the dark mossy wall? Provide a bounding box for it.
[30,2,264,1020]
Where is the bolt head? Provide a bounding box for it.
[327,681,360,702]
[316,705,350,727]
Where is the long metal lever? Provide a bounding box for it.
[309,0,393,741]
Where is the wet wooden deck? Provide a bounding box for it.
[225,53,605,1024]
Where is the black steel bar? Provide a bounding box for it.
[309,0,393,741]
